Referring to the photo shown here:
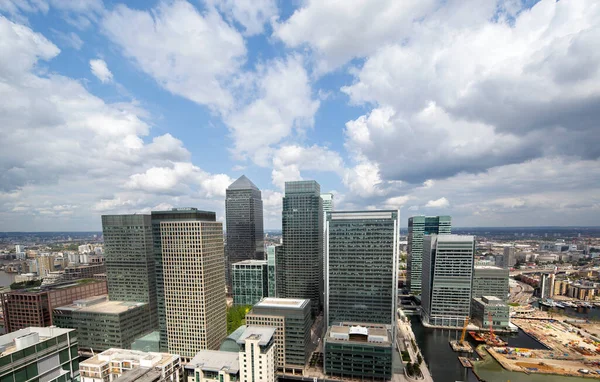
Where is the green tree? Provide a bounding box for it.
[226,305,252,334]
[417,354,423,364]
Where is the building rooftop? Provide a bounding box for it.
[232,260,267,266]
[326,323,391,346]
[474,265,505,270]
[254,297,309,309]
[0,327,75,356]
[113,367,161,382]
[329,210,397,220]
[236,326,276,346]
[55,296,147,314]
[228,175,259,191]
[475,296,506,306]
[186,350,239,374]
[80,348,179,370]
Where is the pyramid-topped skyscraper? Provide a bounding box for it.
[225,175,265,290]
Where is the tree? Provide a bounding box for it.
[417,354,423,364]
[413,362,421,377]
[226,305,252,334]
[406,362,414,376]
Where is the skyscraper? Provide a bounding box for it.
[325,210,399,328]
[421,234,474,328]
[101,214,157,328]
[407,215,451,295]
[321,193,333,306]
[231,260,269,306]
[225,175,265,289]
[150,208,217,352]
[266,245,279,297]
[278,181,323,315]
[159,218,227,359]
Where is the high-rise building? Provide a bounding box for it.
[150,208,217,352]
[159,218,227,359]
[472,266,509,301]
[321,193,334,213]
[421,234,474,328]
[278,181,323,315]
[14,245,23,253]
[237,326,276,382]
[320,193,333,307]
[36,254,55,277]
[231,260,269,306]
[407,215,451,295]
[266,245,279,297]
[245,298,312,374]
[0,327,79,382]
[503,246,517,267]
[225,175,264,289]
[79,348,182,382]
[101,214,157,328]
[471,296,510,330]
[325,210,399,328]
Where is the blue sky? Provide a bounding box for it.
[1,0,599,231]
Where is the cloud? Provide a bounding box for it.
[102,0,246,110]
[89,58,112,83]
[271,144,344,189]
[50,29,83,50]
[0,0,104,26]
[425,197,449,208]
[207,0,277,36]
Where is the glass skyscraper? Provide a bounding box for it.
[325,210,399,328]
[225,175,264,289]
[231,260,269,306]
[278,181,323,315]
[407,215,451,295]
[421,234,474,328]
[266,245,279,297]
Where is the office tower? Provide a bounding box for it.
[0,327,79,382]
[325,210,399,328]
[245,298,312,373]
[421,234,474,328]
[150,208,217,352]
[320,193,333,307]
[53,295,150,353]
[407,215,451,295]
[471,296,510,330]
[1,279,107,332]
[231,260,269,306]
[79,348,182,382]
[101,214,157,328]
[324,323,393,380]
[279,181,323,315]
[321,193,334,213]
[36,254,55,277]
[15,245,23,253]
[225,175,265,289]
[266,245,279,297]
[504,246,517,267]
[237,326,276,382]
[160,218,227,359]
[186,351,240,381]
[472,266,509,301]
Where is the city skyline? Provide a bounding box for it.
[1,0,599,232]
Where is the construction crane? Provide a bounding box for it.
[488,311,495,339]
[460,317,469,345]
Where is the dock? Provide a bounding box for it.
[449,340,474,353]
[458,356,473,368]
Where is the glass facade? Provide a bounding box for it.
[472,266,510,301]
[407,215,451,295]
[326,211,399,328]
[324,342,392,380]
[279,181,323,315]
[231,260,268,306]
[225,176,264,289]
[266,246,278,297]
[422,235,474,328]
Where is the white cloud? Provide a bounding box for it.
[207,0,277,36]
[425,197,449,208]
[89,58,112,83]
[271,144,344,189]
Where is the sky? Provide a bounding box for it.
[0,0,599,231]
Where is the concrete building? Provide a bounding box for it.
[52,295,151,353]
[472,266,509,301]
[231,260,269,306]
[159,218,227,359]
[237,326,276,382]
[407,216,451,295]
[471,296,510,331]
[0,327,79,382]
[1,279,108,333]
[325,210,399,329]
[79,348,181,382]
[266,245,279,297]
[321,192,334,304]
[245,298,312,373]
[278,181,323,315]
[422,235,475,328]
[503,246,517,267]
[225,175,265,289]
[185,351,239,382]
[324,323,393,381]
[36,254,56,277]
[151,208,217,353]
[15,245,23,253]
[41,264,107,287]
[101,214,157,328]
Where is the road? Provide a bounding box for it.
[396,318,434,382]
[509,278,534,305]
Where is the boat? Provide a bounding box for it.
[469,331,485,342]
[582,302,593,309]
[458,356,473,368]
[563,301,576,308]
[538,299,555,308]
[555,302,566,309]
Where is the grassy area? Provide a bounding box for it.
[401,350,410,362]
[10,280,42,290]
[508,302,520,306]
[227,305,252,334]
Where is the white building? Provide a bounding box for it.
[237,326,276,382]
[15,245,23,253]
[79,348,181,382]
[185,350,239,382]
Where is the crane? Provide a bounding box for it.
[488,311,495,339]
[460,317,469,345]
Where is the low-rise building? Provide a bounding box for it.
[472,266,509,301]
[185,350,239,382]
[0,327,79,382]
[231,260,269,306]
[471,296,510,331]
[237,326,276,382]
[324,323,393,381]
[79,348,181,382]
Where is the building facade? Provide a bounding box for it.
[325,210,399,328]
[231,260,269,306]
[185,351,239,382]
[278,181,323,315]
[36,254,56,277]
[2,280,108,333]
[0,327,79,382]
[503,246,517,268]
[472,266,509,301]
[407,216,451,295]
[471,296,510,330]
[79,348,181,382]
[101,214,157,328]
[160,219,227,359]
[266,246,279,297]
[225,175,265,289]
[237,326,276,382]
[245,298,312,373]
[421,235,474,328]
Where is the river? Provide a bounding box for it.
[0,271,15,288]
